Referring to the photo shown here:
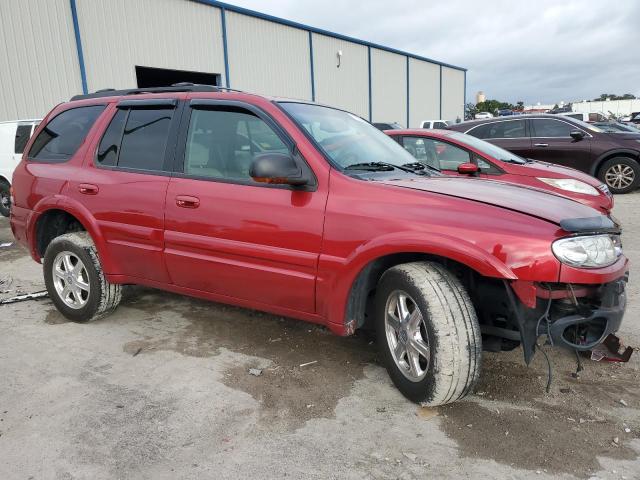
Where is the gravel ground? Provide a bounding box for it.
[0,192,639,480]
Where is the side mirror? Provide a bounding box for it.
[250,153,308,186]
[457,162,480,175]
[570,130,585,140]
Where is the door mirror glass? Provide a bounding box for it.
[250,153,308,186]
[570,130,585,140]
[457,162,479,175]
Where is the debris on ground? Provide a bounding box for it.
[0,242,13,248]
[402,452,417,462]
[299,360,317,368]
[589,334,634,362]
[0,291,48,305]
[132,347,142,357]
[376,407,386,413]
[248,368,262,377]
[619,399,628,407]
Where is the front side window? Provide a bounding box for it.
[14,124,33,154]
[183,107,288,181]
[467,120,526,139]
[29,105,105,162]
[281,102,418,171]
[531,119,574,137]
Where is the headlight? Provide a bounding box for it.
[537,177,599,196]
[552,234,622,268]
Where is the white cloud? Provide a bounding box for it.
[227,0,640,104]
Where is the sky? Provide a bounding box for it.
[227,0,640,105]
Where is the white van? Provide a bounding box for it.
[0,119,40,216]
[559,111,608,123]
[420,119,450,129]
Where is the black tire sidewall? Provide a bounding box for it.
[599,157,640,194]
[375,268,439,403]
[43,237,102,322]
[0,182,10,217]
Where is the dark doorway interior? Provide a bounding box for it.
[135,66,221,88]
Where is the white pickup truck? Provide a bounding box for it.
[0,119,40,216]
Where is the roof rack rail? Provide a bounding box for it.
[69,83,239,101]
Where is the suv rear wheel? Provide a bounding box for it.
[375,262,481,405]
[0,181,10,217]
[43,232,121,322]
[598,157,640,194]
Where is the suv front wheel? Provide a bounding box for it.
[43,232,122,322]
[375,262,481,405]
[599,157,640,194]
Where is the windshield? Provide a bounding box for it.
[280,102,419,170]
[446,131,528,164]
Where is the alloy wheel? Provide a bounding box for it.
[52,251,90,309]
[605,164,635,190]
[384,290,431,382]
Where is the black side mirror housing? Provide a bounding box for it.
[250,153,309,186]
[570,130,585,140]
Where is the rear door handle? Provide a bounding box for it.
[175,195,200,209]
[78,183,99,195]
[533,143,549,147]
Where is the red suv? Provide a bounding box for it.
[385,129,614,213]
[10,86,629,405]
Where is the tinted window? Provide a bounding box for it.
[184,107,288,181]
[531,119,574,137]
[565,113,583,120]
[96,109,127,166]
[29,105,105,162]
[14,124,33,154]
[402,136,470,170]
[467,120,525,139]
[118,108,173,171]
[434,122,448,129]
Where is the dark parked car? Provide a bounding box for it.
[373,122,403,131]
[447,114,640,193]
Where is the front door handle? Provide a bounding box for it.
[533,143,549,147]
[175,195,200,209]
[78,183,99,195]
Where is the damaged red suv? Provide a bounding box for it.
[10,86,629,405]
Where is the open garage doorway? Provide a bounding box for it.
[135,66,221,88]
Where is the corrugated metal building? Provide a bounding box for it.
[0,0,466,125]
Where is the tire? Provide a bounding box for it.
[0,181,10,217]
[375,262,481,405]
[43,232,121,322]
[598,157,640,194]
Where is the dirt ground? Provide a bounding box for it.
[1,192,639,480]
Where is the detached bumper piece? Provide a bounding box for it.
[504,276,628,364]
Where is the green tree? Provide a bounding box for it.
[476,99,514,114]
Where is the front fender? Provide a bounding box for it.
[318,231,517,334]
[28,195,116,273]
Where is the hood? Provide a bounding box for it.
[516,160,603,187]
[382,176,616,229]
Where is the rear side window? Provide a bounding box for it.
[467,120,526,139]
[29,105,105,162]
[14,124,33,154]
[96,107,174,171]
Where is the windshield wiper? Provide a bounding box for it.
[344,162,395,172]
[402,162,439,173]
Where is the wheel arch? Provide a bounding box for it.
[324,233,517,335]
[30,197,114,272]
[590,149,640,177]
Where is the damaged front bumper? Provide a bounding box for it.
[505,275,628,364]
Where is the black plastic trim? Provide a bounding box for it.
[559,216,619,233]
[117,99,177,109]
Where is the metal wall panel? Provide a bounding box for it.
[0,0,82,121]
[370,48,406,125]
[76,0,225,92]
[441,66,465,122]
[408,59,440,127]
[226,12,311,100]
[311,33,368,118]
